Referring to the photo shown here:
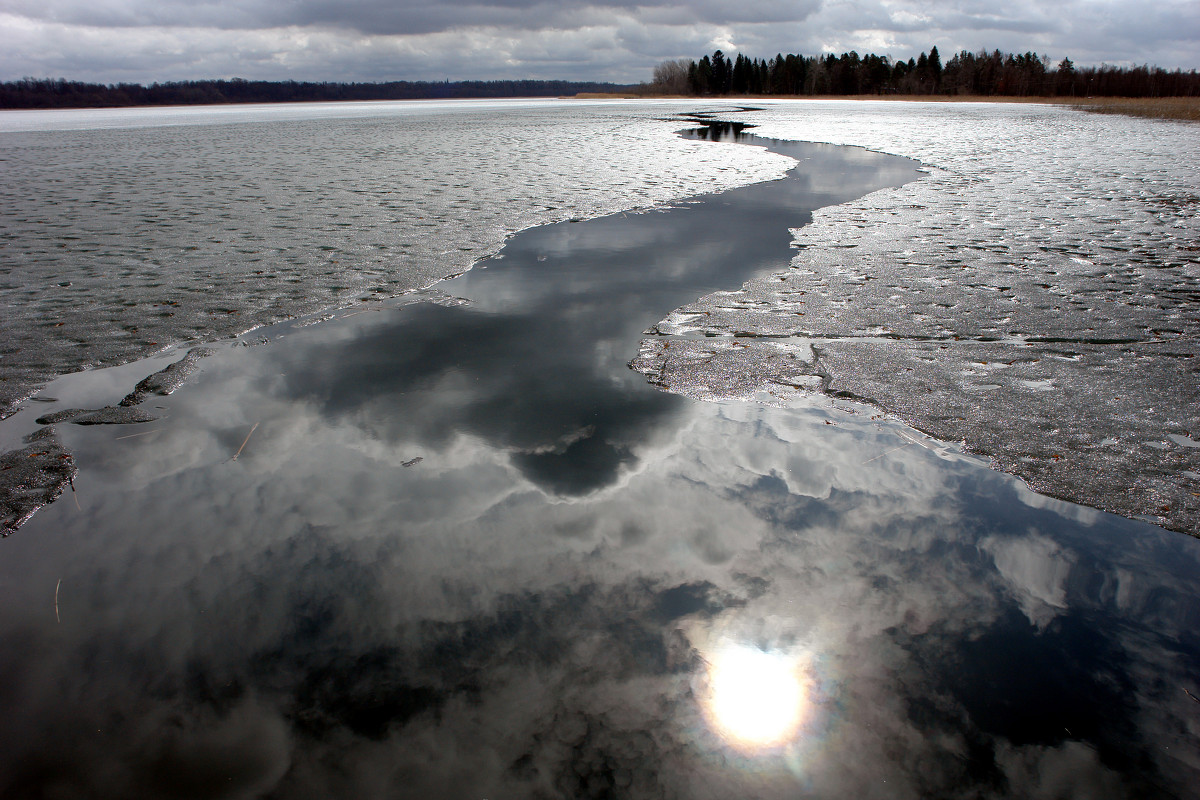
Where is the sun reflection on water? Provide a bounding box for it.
[705,644,809,751]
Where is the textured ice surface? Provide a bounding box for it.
[0,426,74,534]
[636,101,1200,534]
[0,99,791,416]
[4,98,1198,534]
[116,346,212,407]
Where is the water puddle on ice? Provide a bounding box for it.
[0,119,1198,798]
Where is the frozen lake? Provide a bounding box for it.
[2,98,1197,532]
[0,99,1198,797]
[0,100,789,418]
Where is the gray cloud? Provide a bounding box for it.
[2,0,1195,83]
[5,0,822,35]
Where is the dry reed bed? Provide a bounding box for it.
[1055,96,1200,122]
[609,92,1200,122]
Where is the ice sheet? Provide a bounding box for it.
[637,101,1200,534]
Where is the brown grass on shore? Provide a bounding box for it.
[845,94,1200,121]
[758,94,1054,103]
[597,90,1200,122]
[571,92,644,99]
[1052,96,1200,122]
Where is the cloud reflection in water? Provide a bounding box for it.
[703,643,810,751]
[0,126,1197,798]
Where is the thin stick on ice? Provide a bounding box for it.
[231,422,259,462]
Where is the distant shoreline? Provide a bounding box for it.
[0,78,636,111]
[4,79,1196,122]
[624,91,1200,122]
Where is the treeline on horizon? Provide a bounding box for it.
[0,77,633,109]
[651,47,1200,97]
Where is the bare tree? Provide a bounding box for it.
[651,59,692,94]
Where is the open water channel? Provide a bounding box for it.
[0,101,1198,797]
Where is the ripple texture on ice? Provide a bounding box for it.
[644,101,1200,534]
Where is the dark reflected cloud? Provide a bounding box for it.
[272,303,685,495]
[1,395,1193,797]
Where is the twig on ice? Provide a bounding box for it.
[231,422,259,462]
[862,442,914,464]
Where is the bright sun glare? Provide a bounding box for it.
[707,645,807,749]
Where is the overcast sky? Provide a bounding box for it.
[2,0,1197,84]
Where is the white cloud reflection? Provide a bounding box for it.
[2,346,1196,796]
[702,643,810,750]
[982,532,1075,628]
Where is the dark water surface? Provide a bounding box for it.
[1,126,1198,798]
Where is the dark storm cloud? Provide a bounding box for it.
[5,0,821,35]
[1,0,1196,101]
